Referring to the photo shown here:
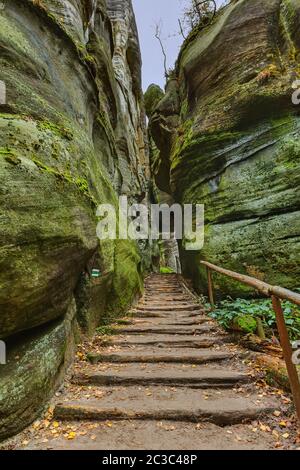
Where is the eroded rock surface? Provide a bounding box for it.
[0,0,148,439]
[148,0,300,295]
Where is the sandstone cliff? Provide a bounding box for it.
[0,0,149,439]
[147,0,300,296]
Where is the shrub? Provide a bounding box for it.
[209,298,300,340]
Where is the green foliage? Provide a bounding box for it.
[160,266,175,274]
[209,298,300,340]
[95,325,115,336]
[232,315,257,334]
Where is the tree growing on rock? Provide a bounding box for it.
[183,0,217,28]
[178,0,229,38]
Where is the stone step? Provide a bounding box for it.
[145,281,179,284]
[146,281,179,283]
[145,279,179,283]
[87,349,236,365]
[127,315,210,326]
[144,290,184,295]
[129,311,169,318]
[140,296,195,305]
[143,295,194,298]
[110,334,223,348]
[142,299,192,303]
[132,310,203,318]
[114,324,215,335]
[136,305,201,312]
[54,388,272,425]
[145,285,183,288]
[29,420,274,450]
[138,305,199,311]
[128,318,207,326]
[72,364,249,388]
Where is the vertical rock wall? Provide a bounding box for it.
[148,0,300,296]
[0,0,149,440]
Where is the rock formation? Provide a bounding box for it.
[147,0,300,296]
[0,0,149,439]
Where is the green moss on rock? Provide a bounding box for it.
[232,316,257,334]
[144,84,164,118]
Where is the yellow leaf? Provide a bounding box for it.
[67,431,76,440]
[279,421,287,428]
[282,433,290,439]
[52,421,60,428]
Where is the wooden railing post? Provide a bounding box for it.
[200,260,300,423]
[271,295,300,422]
[206,267,215,309]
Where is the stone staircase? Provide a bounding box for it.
[33,274,281,449]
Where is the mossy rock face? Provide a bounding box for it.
[231,315,257,334]
[0,299,77,440]
[149,0,300,296]
[0,0,149,440]
[144,84,164,118]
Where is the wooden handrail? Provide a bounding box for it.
[270,286,300,307]
[201,261,300,305]
[200,260,300,424]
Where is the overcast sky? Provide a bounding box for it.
[132,0,223,91]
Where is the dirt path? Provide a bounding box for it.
[5,274,300,450]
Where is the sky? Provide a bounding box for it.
[132,0,223,91]
[132,0,184,91]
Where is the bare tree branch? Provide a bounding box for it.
[154,22,168,78]
[178,19,187,39]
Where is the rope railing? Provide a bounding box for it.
[200,260,300,423]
